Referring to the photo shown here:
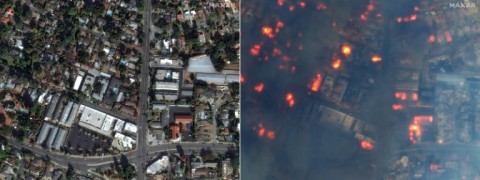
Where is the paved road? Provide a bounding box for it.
[134,0,153,178]
[7,137,233,173]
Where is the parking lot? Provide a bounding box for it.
[64,124,112,155]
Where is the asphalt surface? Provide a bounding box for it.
[134,0,153,178]
[7,137,233,175]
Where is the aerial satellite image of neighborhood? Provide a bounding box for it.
[0,0,239,179]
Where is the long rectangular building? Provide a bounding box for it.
[36,123,55,144]
[59,101,74,124]
[52,128,67,150]
[63,103,80,127]
[44,95,60,121]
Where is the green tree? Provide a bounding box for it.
[68,7,77,16]
[118,164,135,179]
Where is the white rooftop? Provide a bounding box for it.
[187,55,216,73]
[114,119,126,132]
[124,122,138,134]
[101,115,116,132]
[79,105,106,130]
[146,156,170,174]
[113,133,136,150]
[73,75,83,91]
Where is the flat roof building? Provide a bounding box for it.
[52,128,67,151]
[124,122,138,134]
[36,123,55,145]
[112,133,136,151]
[155,81,179,91]
[63,103,80,127]
[44,95,60,121]
[59,101,74,125]
[187,55,216,73]
[196,73,225,84]
[146,156,170,174]
[73,75,84,91]
[114,119,126,132]
[78,105,110,137]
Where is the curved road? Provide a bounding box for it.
[7,138,233,175]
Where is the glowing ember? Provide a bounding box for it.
[360,140,374,151]
[272,48,282,57]
[240,74,245,84]
[316,2,327,10]
[254,83,264,92]
[367,4,375,11]
[258,127,265,137]
[332,59,341,70]
[309,73,323,92]
[413,115,433,123]
[341,44,352,56]
[289,5,295,11]
[409,124,420,132]
[409,14,417,21]
[411,92,418,101]
[261,26,274,38]
[277,0,284,6]
[395,92,407,100]
[360,13,368,21]
[414,6,420,11]
[267,131,275,140]
[275,21,284,33]
[285,93,295,107]
[428,35,435,43]
[409,115,434,144]
[281,55,290,62]
[445,31,452,43]
[371,55,382,63]
[396,17,402,23]
[392,104,404,111]
[299,1,306,8]
[276,21,284,28]
[250,44,261,56]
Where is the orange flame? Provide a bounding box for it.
[261,26,274,38]
[309,73,322,92]
[428,35,435,43]
[250,44,261,56]
[409,14,417,21]
[411,92,418,101]
[332,59,341,70]
[341,44,352,56]
[267,131,275,140]
[392,104,404,110]
[289,5,295,11]
[299,1,306,8]
[395,92,407,100]
[371,55,382,63]
[254,83,264,92]
[286,93,295,107]
[360,140,374,151]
